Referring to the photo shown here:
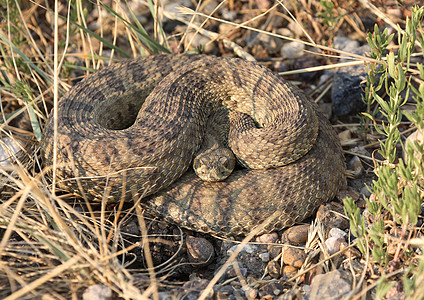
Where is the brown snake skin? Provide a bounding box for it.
[41,54,346,237]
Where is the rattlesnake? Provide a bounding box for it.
[41,54,346,236]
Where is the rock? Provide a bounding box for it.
[386,8,402,19]
[221,9,237,21]
[218,23,235,35]
[293,57,321,81]
[163,0,192,18]
[260,282,285,296]
[227,244,258,256]
[281,41,305,59]
[259,252,270,262]
[337,187,360,203]
[225,265,247,278]
[220,241,265,278]
[202,0,219,14]
[287,21,304,37]
[216,285,236,299]
[316,202,349,235]
[186,236,215,266]
[338,129,351,145]
[307,270,352,300]
[325,236,344,255]
[329,228,347,239]
[256,232,279,244]
[318,102,333,119]
[332,37,360,52]
[185,30,216,53]
[82,284,112,300]
[342,260,365,276]
[242,286,258,299]
[348,156,363,177]
[266,260,281,278]
[257,32,284,53]
[255,0,272,10]
[276,28,293,38]
[268,244,283,258]
[157,292,173,300]
[360,185,372,198]
[282,265,299,278]
[282,247,306,268]
[282,224,310,244]
[331,38,369,117]
[340,242,362,259]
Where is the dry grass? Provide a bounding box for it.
[0,0,423,299]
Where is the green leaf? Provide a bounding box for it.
[387,51,396,78]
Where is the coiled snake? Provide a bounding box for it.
[41,54,346,237]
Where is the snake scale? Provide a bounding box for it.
[41,54,346,237]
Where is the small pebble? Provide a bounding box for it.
[276,28,293,38]
[82,284,112,300]
[259,252,270,262]
[182,279,207,289]
[338,129,352,145]
[282,265,299,278]
[185,31,216,53]
[202,0,219,14]
[319,102,333,119]
[282,247,306,268]
[386,8,402,19]
[268,244,282,258]
[157,292,173,300]
[316,202,350,234]
[337,186,360,202]
[307,270,352,300]
[218,23,234,34]
[216,285,235,299]
[256,232,279,244]
[342,260,365,277]
[186,236,214,266]
[333,36,359,51]
[349,156,363,177]
[282,224,309,244]
[255,0,272,10]
[260,282,284,296]
[340,242,362,259]
[221,9,237,21]
[242,286,258,300]
[183,279,211,298]
[329,228,347,239]
[225,265,247,278]
[266,260,281,278]
[227,244,257,256]
[325,236,344,255]
[280,41,305,59]
[287,21,304,37]
[257,33,283,53]
[360,185,372,198]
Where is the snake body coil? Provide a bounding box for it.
[42,54,346,236]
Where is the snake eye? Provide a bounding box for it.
[219,157,228,167]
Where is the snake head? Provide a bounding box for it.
[193,148,236,182]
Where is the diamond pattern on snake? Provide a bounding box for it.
[41,54,346,237]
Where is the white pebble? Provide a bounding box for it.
[82,284,112,300]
